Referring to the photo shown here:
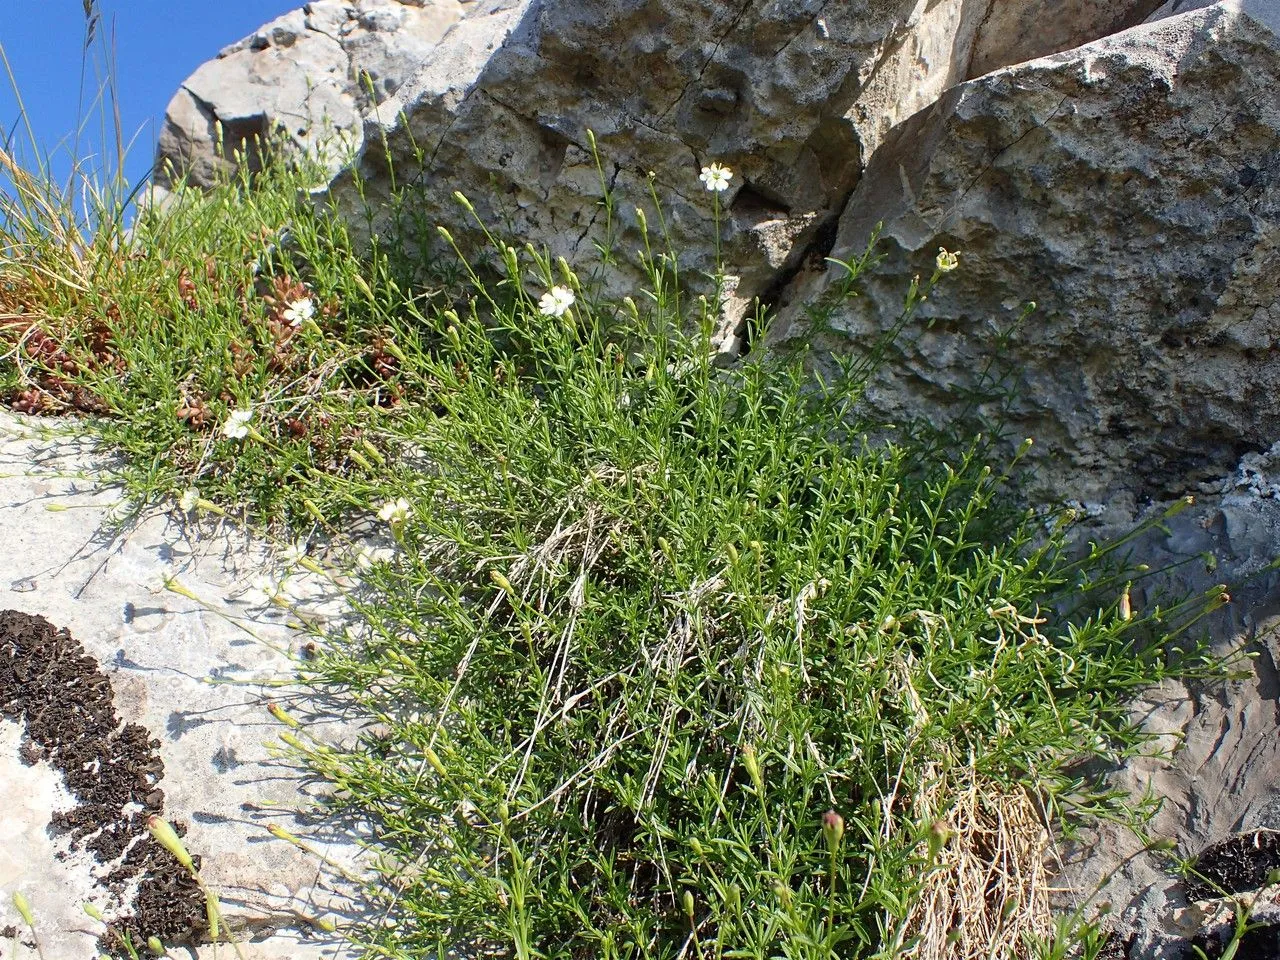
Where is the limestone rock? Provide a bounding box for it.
[967,0,1166,78]
[158,0,1280,518]
[772,0,1280,520]
[321,0,1159,336]
[0,415,369,959]
[1039,439,1280,959]
[154,0,465,191]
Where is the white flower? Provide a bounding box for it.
[282,297,316,328]
[935,247,959,273]
[377,497,413,526]
[281,541,308,567]
[699,163,733,192]
[537,285,576,318]
[221,407,253,440]
[178,488,200,512]
[354,546,377,571]
[248,573,286,605]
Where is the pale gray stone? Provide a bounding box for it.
[0,414,367,959]
[771,0,1280,521]
[327,0,1161,341]
[1046,440,1280,958]
[154,0,465,190]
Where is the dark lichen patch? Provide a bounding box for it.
[1190,921,1280,960]
[1187,830,1280,900]
[0,610,207,956]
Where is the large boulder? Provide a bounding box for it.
[769,0,1280,521]
[154,0,465,191]
[323,0,1163,327]
[155,1,1280,520]
[1052,443,1280,958]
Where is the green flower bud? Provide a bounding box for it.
[12,892,34,927]
[822,810,845,851]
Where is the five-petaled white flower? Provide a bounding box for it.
[178,487,200,513]
[538,286,576,318]
[935,247,960,273]
[699,163,733,192]
[378,497,413,526]
[282,297,316,328]
[221,407,254,440]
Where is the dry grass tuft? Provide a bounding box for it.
[899,769,1055,960]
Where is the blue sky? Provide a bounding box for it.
[0,1,298,198]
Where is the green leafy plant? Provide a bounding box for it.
[0,18,1229,957]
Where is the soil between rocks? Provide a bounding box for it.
[1189,922,1280,960]
[0,609,206,955]
[1186,830,1280,900]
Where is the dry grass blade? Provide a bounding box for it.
[898,770,1056,960]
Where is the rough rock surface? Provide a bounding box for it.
[1048,440,1280,958]
[157,0,1280,517]
[155,0,466,191]
[0,414,366,959]
[771,0,1280,520]
[317,0,1162,334]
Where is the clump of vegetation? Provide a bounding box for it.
[285,162,1221,959]
[0,25,1227,959]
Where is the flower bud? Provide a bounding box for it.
[267,702,302,728]
[725,884,741,915]
[268,823,302,845]
[822,810,845,851]
[424,746,447,777]
[205,890,220,939]
[926,820,952,861]
[147,816,195,873]
[742,744,763,791]
[12,892,34,927]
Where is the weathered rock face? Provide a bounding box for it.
[154,0,465,191]
[769,0,1280,521]
[156,0,1280,519]
[968,0,1167,78]
[0,415,370,959]
[1053,443,1280,958]
[321,0,1164,332]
